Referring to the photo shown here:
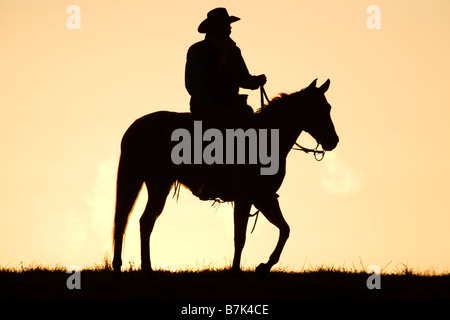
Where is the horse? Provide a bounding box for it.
[112,78,339,277]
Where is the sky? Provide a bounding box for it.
[1,0,450,273]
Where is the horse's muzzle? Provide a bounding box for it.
[322,135,339,151]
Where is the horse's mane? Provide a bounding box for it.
[255,87,307,115]
[255,93,287,114]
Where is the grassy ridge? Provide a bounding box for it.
[1,264,450,300]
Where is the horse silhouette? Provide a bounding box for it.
[112,79,339,277]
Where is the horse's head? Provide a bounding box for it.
[300,79,339,151]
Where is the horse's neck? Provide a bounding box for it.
[281,127,303,158]
[256,108,303,159]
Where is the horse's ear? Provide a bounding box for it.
[308,78,318,89]
[308,78,317,89]
[319,79,330,93]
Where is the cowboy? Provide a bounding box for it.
[185,8,266,122]
[185,8,266,200]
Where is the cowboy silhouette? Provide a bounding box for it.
[185,8,267,122]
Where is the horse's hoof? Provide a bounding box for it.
[141,266,154,278]
[230,267,243,278]
[113,269,123,281]
[255,263,270,279]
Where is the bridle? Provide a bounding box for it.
[292,141,325,161]
[260,85,325,162]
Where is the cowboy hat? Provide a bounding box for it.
[198,8,240,33]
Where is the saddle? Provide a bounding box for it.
[166,109,259,202]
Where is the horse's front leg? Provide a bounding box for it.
[254,195,290,277]
[231,200,251,275]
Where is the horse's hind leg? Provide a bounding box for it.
[140,180,172,274]
[113,154,144,277]
[253,194,290,277]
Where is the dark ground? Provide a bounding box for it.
[1,267,449,300]
[2,267,449,317]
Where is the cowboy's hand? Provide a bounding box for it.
[256,74,267,86]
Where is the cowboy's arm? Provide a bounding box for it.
[235,47,266,90]
[185,47,220,109]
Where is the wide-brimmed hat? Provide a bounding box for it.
[198,8,240,33]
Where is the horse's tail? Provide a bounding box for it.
[112,149,143,250]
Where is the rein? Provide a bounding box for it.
[260,85,326,161]
[260,85,270,109]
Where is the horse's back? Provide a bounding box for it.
[119,110,285,202]
[122,111,190,148]
[126,111,190,134]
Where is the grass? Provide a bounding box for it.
[1,258,450,301]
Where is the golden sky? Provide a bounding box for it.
[1,0,450,273]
